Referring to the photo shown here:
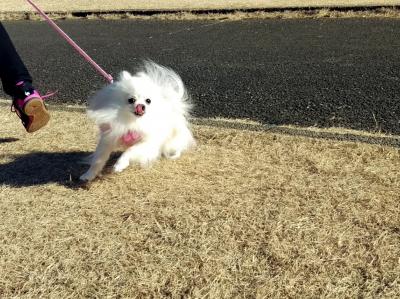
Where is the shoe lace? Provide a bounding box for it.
[41,90,58,99]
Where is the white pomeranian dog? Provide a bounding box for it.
[80,61,195,181]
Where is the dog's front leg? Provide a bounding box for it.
[80,136,114,181]
[113,152,131,173]
[113,142,160,172]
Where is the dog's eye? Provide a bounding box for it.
[145,98,151,104]
[128,98,135,104]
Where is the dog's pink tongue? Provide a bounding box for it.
[135,104,145,116]
[120,131,141,146]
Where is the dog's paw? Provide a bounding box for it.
[164,150,181,160]
[80,171,96,182]
[113,160,129,173]
[138,157,155,168]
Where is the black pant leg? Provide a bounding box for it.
[0,22,32,97]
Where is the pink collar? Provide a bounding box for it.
[99,124,141,146]
[120,130,142,146]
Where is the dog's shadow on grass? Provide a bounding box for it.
[0,151,120,189]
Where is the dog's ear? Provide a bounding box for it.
[119,71,133,81]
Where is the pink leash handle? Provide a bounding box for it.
[25,0,114,83]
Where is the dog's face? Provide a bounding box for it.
[116,71,166,121]
[126,94,154,118]
[125,94,151,118]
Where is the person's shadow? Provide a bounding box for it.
[0,151,91,188]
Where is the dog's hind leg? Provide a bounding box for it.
[162,126,195,160]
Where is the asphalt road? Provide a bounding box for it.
[1,18,400,134]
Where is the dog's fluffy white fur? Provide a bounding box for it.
[80,61,195,181]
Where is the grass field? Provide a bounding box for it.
[2,0,400,21]
[0,107,399,297]
[2,1,398,13]
[2,8,400,21]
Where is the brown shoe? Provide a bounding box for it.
[11,89,50,133]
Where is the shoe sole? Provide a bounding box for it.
[24,98,50,133]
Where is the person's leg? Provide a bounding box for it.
[0,22,32,97]
[0,22,50,133]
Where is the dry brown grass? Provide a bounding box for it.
[2,7,400,21]
[0,0,269,13]
[0,107,399,298]
[2,0,400,13]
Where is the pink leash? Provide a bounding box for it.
[25,0,114,83]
